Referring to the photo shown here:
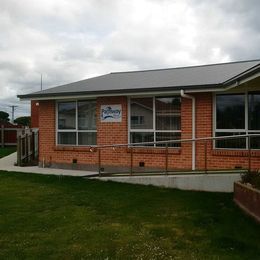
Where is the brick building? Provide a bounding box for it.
[0,120,23,146]
[19,60,260,172]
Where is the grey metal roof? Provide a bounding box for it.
[18,59,260,99]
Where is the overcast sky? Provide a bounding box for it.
[0,0,259,118]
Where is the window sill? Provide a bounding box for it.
[54,146,95,152]
[127,147,181,155]
[212,149,260,157]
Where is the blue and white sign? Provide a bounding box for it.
[101,105,122,122]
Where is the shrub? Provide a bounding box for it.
[241,171,260,190]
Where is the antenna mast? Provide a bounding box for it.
[41,74,43,90]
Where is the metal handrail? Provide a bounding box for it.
[92,134,260,177]
[90,133,260,149]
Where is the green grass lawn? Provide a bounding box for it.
[0,147,16,158]
[0,172,259,259]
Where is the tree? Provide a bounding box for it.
[14,116,31,126]
[0,111,10,122]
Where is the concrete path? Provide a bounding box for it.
[0,152,242,192]
[0,152,97,177]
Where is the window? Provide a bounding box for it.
[57,100,96,145]
[215,92,260,149]
[131,116,144,127]
[216,94,245,129]
[130,98,153,129]
[130,96,181,147]
[248,92,260,130]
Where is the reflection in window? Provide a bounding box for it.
[131,116,144,126]
[250,133,260,149]
[130,96,181,147]
[215,92,260,149]
[57,100,96,145]
[58,132,76,145]
[248,93,260,130]
[78,132,97,145]
[130,98,153,129]
[215,132,246,149]
[58,102,76,129]
[78,100,96,130]
[156,97,181,130]
[156,132,181,147]
[216,94,245,129]
[130,132,154,146]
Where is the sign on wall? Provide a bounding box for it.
[100,105,122,122]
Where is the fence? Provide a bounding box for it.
[88,134,260,176]
[17,128,39,166]
[0,125,23,147]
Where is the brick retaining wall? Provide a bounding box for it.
[234,182,260,223]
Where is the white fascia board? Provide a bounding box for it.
[19,89,182,101]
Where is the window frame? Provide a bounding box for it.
[128,96,181,147]
[213,91,260,150]
[56,99,97,146]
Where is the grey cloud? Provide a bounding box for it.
[0,0,259,117]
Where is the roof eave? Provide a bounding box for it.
[18,84,223,100]
[223,64,260,87]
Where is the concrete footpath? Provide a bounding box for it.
[0,152,97,177]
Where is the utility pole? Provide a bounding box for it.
[9,105,18,123]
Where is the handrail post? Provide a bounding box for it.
[25,133,28,164]
[130,146,133,176]
[28,131,31,162]
[98,149,101,177]
[248,136,251,173]
[165,143,168,175]
[32,131,35,160]
[204,141,207,174]
[17,136,21,166]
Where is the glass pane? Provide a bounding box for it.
[156,97,181,130]
[248,92,260,130]
[216,94,245,129]
[78,100,96,130]
[58,102,76,129]
[249,133,260,149]
[58,132,76,145]
[215,132,246,149]
[130,132,154,146]
[130,98,153,129]
[156,132,181,147]
[78,132,97,145]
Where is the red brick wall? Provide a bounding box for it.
[195,93,260,170]
[96,96,129,167]
[37,94,260,171]
[0,122,22,144]
[234,182,260,223]
[38,100,97,167]
[31,100,39,128]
